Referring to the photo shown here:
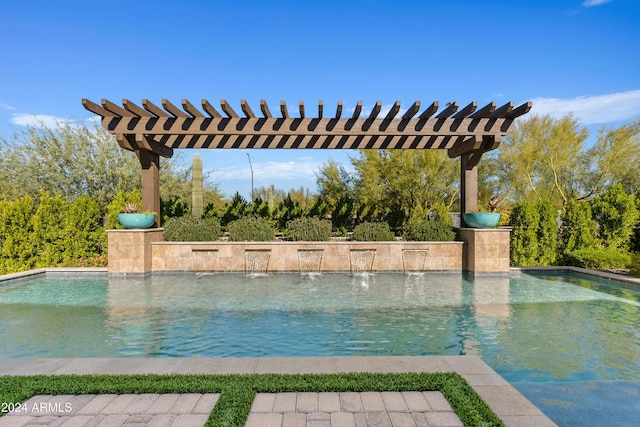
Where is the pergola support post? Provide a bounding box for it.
[460,153,478,225]
[136,150,161,227]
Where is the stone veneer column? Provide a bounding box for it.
[107,229,164,274]
[458,228,510,273]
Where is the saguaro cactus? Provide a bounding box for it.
[191,154,203,218]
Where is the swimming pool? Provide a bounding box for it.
[1,271,639,426]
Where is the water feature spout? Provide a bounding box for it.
[297,249,324,273]
[350,249,376,273]
[402,249,430,273]
[191,249,219,273]
[244,250,271,274]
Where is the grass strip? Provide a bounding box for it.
[0,372,504,427]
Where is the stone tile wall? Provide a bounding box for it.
[107,228,511,274]
[458,228,511,273]
[107,229,164,274]
[151,241,464,273]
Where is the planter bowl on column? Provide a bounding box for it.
[462,213,501,229]
[118,213,157,229]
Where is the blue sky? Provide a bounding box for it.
[1,0,639,198]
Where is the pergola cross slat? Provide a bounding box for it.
[83,98,531,226]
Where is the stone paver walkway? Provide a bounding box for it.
[0,393,218,427]
[246,391,463,427]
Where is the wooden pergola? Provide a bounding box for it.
[83,98,531,226]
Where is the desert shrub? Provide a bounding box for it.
[286,217,332,241]
[227,216,275,241]
[404,219,455,241]
[274,194,304,230]
[565,247,631,270]
[428,202,454,226]
[161,196,189,223]
[220,192,250,226]
[352,221,395,241]
[163,216,223,242]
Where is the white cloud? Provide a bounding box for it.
[0,102,15,111]
[212,158,323,182]
[529,90,640,125]
[10,113,75,128]
[582,0,613,7]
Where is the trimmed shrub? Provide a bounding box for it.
[32,191,68,268]
[591,183,638,250]
[560,199,597,254]
[404,219,455,241]
[163,216,223,242]
[286,217,332,241]
[565,247,631,270]
[0,193,106,274]
[0,196,36,274]
[510,201,541,266]
[537,200,559,265]
[629,253,640,277]
[227,216,275,241]
[63,195,104,262]
[352,221,395,242]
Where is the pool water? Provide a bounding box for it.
[1,271,639,426]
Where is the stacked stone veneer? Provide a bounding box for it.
[107,228,510,274]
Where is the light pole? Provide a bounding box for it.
[246,153,254,200]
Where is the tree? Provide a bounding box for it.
[316,160,354,208]
[351,150,458,223]
[496,114,589,208]
[584,119,640,197]
[316,150,458,229]
[0,120,140,208]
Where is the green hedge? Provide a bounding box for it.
[404,219,455,241]
[163,216,223,242]
[286,217,332,241]
[0,192,105,274]
[227,216,275,241]
[352,221,395,242]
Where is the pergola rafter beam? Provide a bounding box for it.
[123,99,151,117]
[260,100,272,118]
[142,99,169,117]
[182,99,204,118]
[162,99,188,118]
[220,100,239,118]
[82,98,530,158]
[202,99,222,118]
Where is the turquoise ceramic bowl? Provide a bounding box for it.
[117,213,156,229]
[462,213,501,228]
